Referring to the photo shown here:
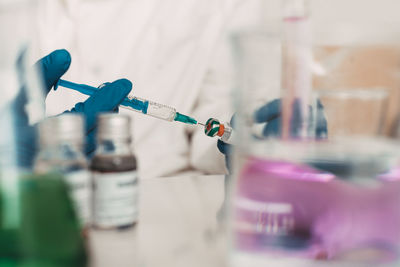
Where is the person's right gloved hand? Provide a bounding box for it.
[217,98,328,171]
[37,49,132,155]
[63,79,132,155]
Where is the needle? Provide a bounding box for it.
[197,122,205,126]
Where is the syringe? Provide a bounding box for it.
[55,79,199,125]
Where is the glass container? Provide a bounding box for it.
[229,0,400,266]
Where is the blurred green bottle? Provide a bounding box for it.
[0,171,88,267]
[0,1,88,266]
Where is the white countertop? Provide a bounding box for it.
[89,175,228,267]
[83,174,397,267]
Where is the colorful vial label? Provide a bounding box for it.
[65,170,92,227]
[93,171,139,228]
[205,118,221,137]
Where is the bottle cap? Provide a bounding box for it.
[205,118,224,137]
[97,113,132,141]
[39,113,84,146]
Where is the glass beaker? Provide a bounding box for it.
[231,139,400,266]
[0,1,87,265]
[0,1,45,263]
[228,0,400,266]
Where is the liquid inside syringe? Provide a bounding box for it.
[56,79,198,125]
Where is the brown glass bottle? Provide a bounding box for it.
[91,154,137,173]
[91,114,139,230]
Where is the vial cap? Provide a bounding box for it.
[39,113,84,146]
[205,118,222,137]
[97,113,132,140]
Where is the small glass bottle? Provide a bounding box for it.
[91,114,139,230]
[34,114,91,229]
[204,118,235,144]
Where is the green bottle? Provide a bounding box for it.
[0,171,88,267]
[19,173,88,267]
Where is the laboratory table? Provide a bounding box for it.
[89,175,228,267]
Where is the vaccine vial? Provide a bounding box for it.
[204,118,235,144]
[91,114,138,230]
[35,114,91,229]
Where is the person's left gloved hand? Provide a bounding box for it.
[252,99,327,138]
[217,98,328,171]
[14,49,132,168]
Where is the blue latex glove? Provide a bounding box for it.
[39,50,132,154]
[35,49,72,94]
[64,79,132,154]
[12,49,131,167]
[253,99,327,138]
[217,98,328,167]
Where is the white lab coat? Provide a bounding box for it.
[39,0,400,178]
[38,0,266,178]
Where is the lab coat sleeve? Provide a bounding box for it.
[188,0,280,174]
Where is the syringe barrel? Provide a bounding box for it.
[124,96,176,121]
[121,97,148,113]
[57,79,178,122]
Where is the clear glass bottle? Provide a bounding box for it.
[91,114,139,230]
[34,114,91,229]
[204,118,235,144]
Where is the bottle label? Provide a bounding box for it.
[65,170,92,226]
[93,171,139,228]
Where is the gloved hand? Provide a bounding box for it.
[253,99,327,138]
[12,49,132,167]
[39,49,132,155]
[217,99,328,170]
[64,79,132,154]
